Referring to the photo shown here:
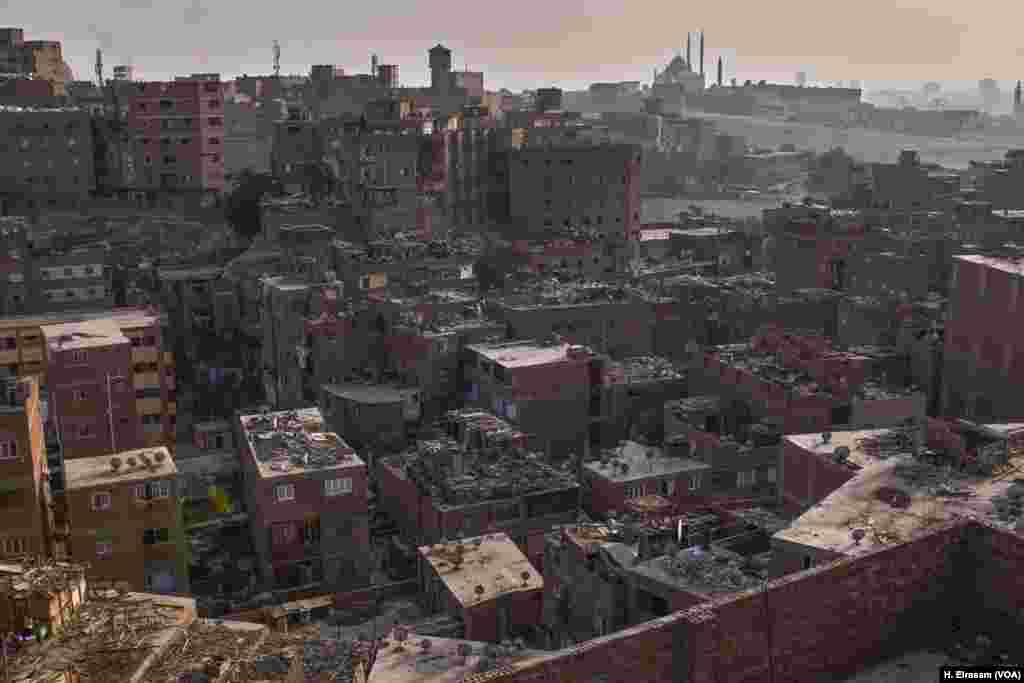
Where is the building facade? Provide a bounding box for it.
[0,376,52,559]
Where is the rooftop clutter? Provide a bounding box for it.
[242,407,355,472]
[498,280,640,308]
[606,355,685,384]
[654,545,764,592]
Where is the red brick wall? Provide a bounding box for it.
[781,438,857,510]
[468,520,970,683]
[967,522,1024,625]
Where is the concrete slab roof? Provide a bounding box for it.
[776,428,1024,557]
[41,319,129,351]
[239,408,364,479]
[585,441,710,483]
[65,447,178,489]
[467,341,574,369]
[954,253,1024,276]
[419,533,542,608]
[322,383,420,405]
[368,632,545,683]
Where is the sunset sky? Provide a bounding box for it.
[5,0,1018,92]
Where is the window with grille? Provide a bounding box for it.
[92,492,112,511]
[274,483,295,502]
[96,541,113,558]
[324,478,352,496]
[143,528,170,545]
[0,441,17,460]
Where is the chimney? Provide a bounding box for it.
[699,31,705,79]
[717,57,723,87]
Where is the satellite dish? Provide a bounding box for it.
[834,446,851,463]
[851,528,866,545]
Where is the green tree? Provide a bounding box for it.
[224,169,277,242]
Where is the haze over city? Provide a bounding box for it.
[6,0,1024,92]
[1,4,1024,683]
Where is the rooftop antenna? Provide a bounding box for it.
[273,40,281,79]
[94,48,104,88]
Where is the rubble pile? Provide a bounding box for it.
[659,547,761,592]
[145,621,266,683]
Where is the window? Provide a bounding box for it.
[689,473,702,491]
[208,137,221,145]
[0,441,17,460]
[272,523,297,546]
[92,492,113,511]
[624,484,642,499]
[324,478,352,496]
[72,389,88,402]
[77,424,94,438]
[1,538,26,555]
[1,337,14,350]
[70,350,87,363]
[208,117,223,126]
[135,480,171,500]
[658,479,675,497]
[143,335,156,347]
[143,528,170,545]
[96,541,113,558]
[738,470,757,487]
[802,556,813,570]
[274,483,295,502]
[208,99,221,108]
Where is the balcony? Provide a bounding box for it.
[19,347,43,363]
[134,372,160,389]
[132,347,159,364]
[136,397,163,415]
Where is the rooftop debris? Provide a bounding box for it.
[988,480,1024,531]
[242,408,357,471]
[608,355,685,384]
[654,545,763,592]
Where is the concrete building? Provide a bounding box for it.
[419,533,543,643]
[582,441,710,518]
[260,224,344,408]
[377,414,579,568]
[463,340,595,457]
[0,29,70,96]
[64,446,187,593]
[504,143,642,241]
[596,355,688,446]
[319,382,422,455]
[124,77,227,197]
[41,309,175,465]
[0,105,95,214]
[0,376,52,560]
[486,282,656,358]
[943,254,1024,420]
[236,407,370,591]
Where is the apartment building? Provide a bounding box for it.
[237,408,370,591]
[419,533,543,644]
[0,106,95,213]
[41,309,175,464]
[124,77,227,197]
[261,225,343,408]
[64,446,187,593]
[0,29,69,96]
[377,413,578,569]
[504,143,642,240]
[463,340,595,457]
[0,376,52,559]
[943,254,1024,420]
[582,441,711,518]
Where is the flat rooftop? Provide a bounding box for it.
[776,427,1024,556]
[419,533,543,608]
[323,383,420,405]
[368,633,545,683]
[608,355,684,384]
[494,281,641,310]
[585,441,710,483]
[386,439,577,508]
[0,305,162,332]
[65,447,178,490]
[41,318,129,351]
[239,407,364,479]
[954,253,1024,276]
[468,340,579,369]
[631,545,764,596]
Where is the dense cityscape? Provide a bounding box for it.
[0,21,1023,683]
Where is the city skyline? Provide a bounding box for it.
[5,0,1022,91]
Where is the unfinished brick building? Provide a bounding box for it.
[237,407,370,591]
[419,533,543,644]
[943,254,1024,421]
[0,376,52,559]
[64,446,187,594]
[377,410,578,569]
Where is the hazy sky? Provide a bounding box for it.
[5,0,1021,91]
